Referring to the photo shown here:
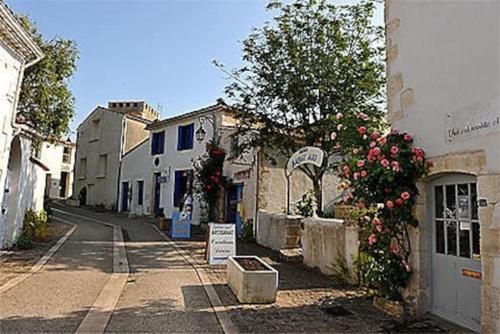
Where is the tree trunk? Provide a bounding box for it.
[312,175,322,216]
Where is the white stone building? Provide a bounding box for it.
[0,1,44,248]
[386,1,500,332]
[119,101,339,237]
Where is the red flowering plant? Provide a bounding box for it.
[339,126,430,300]
[193,139,231,222]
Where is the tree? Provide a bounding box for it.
[17,15,79,139]
[216,0,385,213]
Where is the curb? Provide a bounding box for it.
[153,225,239,334]
[52,208,130,334]
[0,218,77,294]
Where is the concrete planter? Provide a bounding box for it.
[227,256,278,304]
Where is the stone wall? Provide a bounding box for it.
[256,210,302,251]
[301,217,358,277]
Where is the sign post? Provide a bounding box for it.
[285,146,325,215]
[207,223,236,265]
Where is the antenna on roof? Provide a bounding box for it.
[156,102,163,119]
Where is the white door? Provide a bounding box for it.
[430,175,481,331]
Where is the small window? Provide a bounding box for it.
[177,123,194,151]
[230,135,239,157]
[79,158,87,178]
[151,131,165,155]
[62,147,72,164]
[98,154,107,177]
[90,119,101,141]
[137,180,144,205]
[134,103,138,107]
[126,103,130,107]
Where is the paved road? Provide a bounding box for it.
[0,204,223,333]
[0,211,113,333]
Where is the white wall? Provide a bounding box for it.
[38,141,75,199]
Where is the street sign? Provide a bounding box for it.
[207,223,236,265]
[286,146,324,176]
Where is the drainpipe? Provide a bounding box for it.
[116,117,127,211]
[253,148,261,238]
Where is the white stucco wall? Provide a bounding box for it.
[37,141,75,199]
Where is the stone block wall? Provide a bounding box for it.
[301,217,358,277]
[256,210,302,251]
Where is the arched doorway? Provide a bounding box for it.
[4,136,22,245]
[429,173,481,331]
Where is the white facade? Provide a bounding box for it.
[386,1,500,332]
[36,140,75,199]
[0,2,43,249]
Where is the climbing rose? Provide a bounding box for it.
[353,148,359,155]
[358,202,366,209]
[390,146,399,155]
[358,126,367,135]
[337,124,343,131]
[357,160,365,168]
[395,198,404,206]
[404,134,413,142]
[390,240,400,254]
[330,132,337,140]
[336,112,343,120]
[369,141,377,148]
[371,132,380,140]
[353,172,360,180]
[360,170,367,177]
[368,234,377,245]
[401,191,411,200]
[391,161,400,172]
[378,137,387,145]
[373,217,382,225]
[386,200,394,208]
[381,159,390,168]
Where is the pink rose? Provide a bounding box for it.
[391,161,400,172]
[381,159,389,168]
[373,217,382,225]
[372,147,381,156]
[357,113,369,121]
[358,126,367,135]
[386,200,394,208]
[376,224,383,233]
[391,241,400,254]
[404,134,413,142]
[353,172,360,180]
[336,112,343,120]
[401,191,411,200]
[391,128,399,135]
[357,160,365,168]
[395,198,403,206]
[368,234,377,245]
[369,141,377,148]
[371,132,380,140]
[390,146,399,155]
[337,124,343,131]
[378,137,387,145]
[357,202,366,209]
[352,148,359,155]
[360,170,367,177]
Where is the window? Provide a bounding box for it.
[151,131,165,155]
[177,123,194,151]
[98,154,107,177]
[230,135,239,157]
[62,147,71,164]
[137,180,144,205]
[174,170,193,207]
[90,119,101,141]
[79,158,87,178]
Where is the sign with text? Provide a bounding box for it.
[208,223,236,265]
[286,146,324,176]
[171,211,191,239]
[446,102,500,144]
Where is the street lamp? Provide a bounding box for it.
[196,114,217,143]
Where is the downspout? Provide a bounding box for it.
[116,116,127,211]
[253,148,261,238]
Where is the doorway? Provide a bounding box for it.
[430,174,481,331]
[153,172,161,216]
[59,172,69,198]
[121,181,129,212]
[225,184,244,237]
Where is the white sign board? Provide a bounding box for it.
[446,102,500,144]
[286,146,324,176]
[208,223,236,265]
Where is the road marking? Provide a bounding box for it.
[153,225,239,334]
[52,208,130,334]
[0,218,77,294]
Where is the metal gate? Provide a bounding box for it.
[430,174,481,331]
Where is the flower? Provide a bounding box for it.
[395,198,404,206]
[353,172,360,180]
[330,132,337,140]
[390,146,399,155]
[337,124,343,131]
[391,128,399,135]
[360,170,367,177]
[373,217,382,225]
[357,202,366,209]
[369,141,377,148]
[391,161,400,172]
[206,185,212,190]
[336,112,343,120]
[381,159,390,168]
[357,113,369,121]
[378,137,387,145]
[358,126,367,135]
[386,200,394,208]
[402,260,411,272]
[371,131,380,140]
[376,224,383,232]
[357,160,365,168]
[401,191,411,200]
[403,133,413,142]
[390,240,400,254]
[368,234,377,245]
[352,148,360,155]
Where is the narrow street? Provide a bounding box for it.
[0,204,223,334]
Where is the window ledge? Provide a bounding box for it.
[78,176,86,180]
[89,138,99,143]
[96,175,106,179]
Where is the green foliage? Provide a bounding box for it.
[340,129,430,300]
[294,190,316,217]
[241,220,255,243]
[16,15,79,139]
[216,0,385,210]
[333,254,351,285]
[17,209,49,249]
[193,140,231,221]
[43,195,52,221]
[352,251,374,287]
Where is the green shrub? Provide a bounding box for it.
[294,190,316,217]
[241,220,255,243]
[353,251,375,287]
[35,209,49,240]
[16,234,32,250]
[16,209,49,249]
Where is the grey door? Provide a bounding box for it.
[430,175,481,331]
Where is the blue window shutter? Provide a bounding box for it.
[159,131,165,154]
[187,124,194,149]
[151,133,157,154]
[174,171,182,207]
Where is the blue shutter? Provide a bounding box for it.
[187,123,194,149]
[151,133,157,154]
[174,171,182,207]
[159,131,165,154]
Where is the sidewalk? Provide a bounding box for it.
[175,239,471,333]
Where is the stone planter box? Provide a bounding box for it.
[227,256,278,304]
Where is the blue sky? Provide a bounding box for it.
[9,0,383,135]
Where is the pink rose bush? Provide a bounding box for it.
[338,127,430,300]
